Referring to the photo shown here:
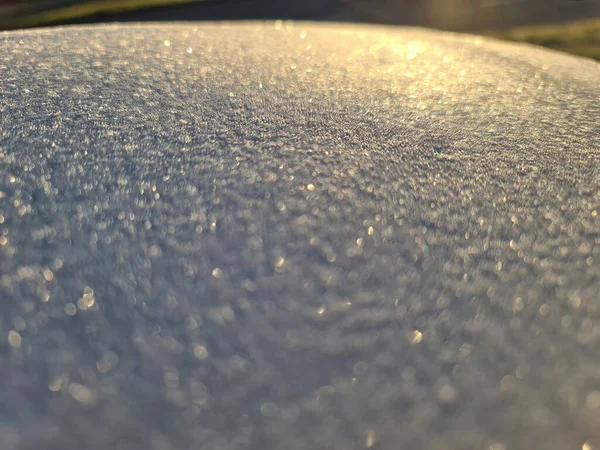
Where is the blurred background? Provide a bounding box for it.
[2,0,600,60]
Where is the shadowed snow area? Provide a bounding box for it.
[1,22,600,450]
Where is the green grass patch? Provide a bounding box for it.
[487,18,600,61]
